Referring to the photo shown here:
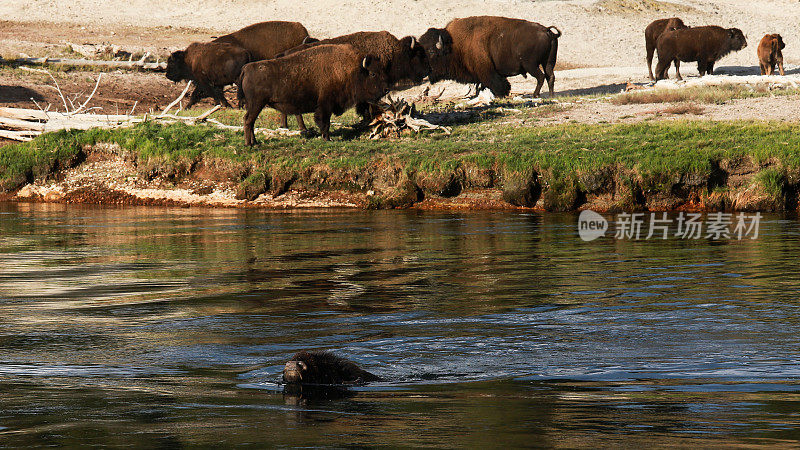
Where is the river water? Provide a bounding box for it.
[1,202,799,447]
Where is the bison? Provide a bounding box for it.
[237,44,389,145]
[655,26,747,80]
[212,21,312,61]
[283,351,383,385]
[645,17,688,80]
[165,42,250,108]
[165,21,312,113]
[758,34,785,76]
[419,16,562,98]
[278,31,429,122]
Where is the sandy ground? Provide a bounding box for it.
[2,0,800,68]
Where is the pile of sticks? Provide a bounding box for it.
[368,97,451,139]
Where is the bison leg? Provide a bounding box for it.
[760,63,767,76]
[211,87,231,108]
[673,60,682,80]
[186,85,208,109]
[295,115,307,132]
[314,109,332,141]
[646,40,656,81]
[243,100,266,147]
[706,61,715,76]
[481,74,511,98]
[526,63,546,98]
[777,57,785,76]
[654,57,671,80]
[279,113,289,129]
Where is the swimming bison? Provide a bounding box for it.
[283,351,383,385]
[419,16,562,98]
[237,44,389,144]
[655,26,747,80]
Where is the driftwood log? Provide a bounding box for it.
[8,56,166,71]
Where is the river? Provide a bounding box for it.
[1,203,799,446]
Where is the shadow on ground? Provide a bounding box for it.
[0,84,44,103]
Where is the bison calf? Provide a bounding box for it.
[165,42,250,108]
[655,26,747,80]
[758,34,785,76]
[419,16,562,99]
[237,44,389,145]
[645,17,687,80]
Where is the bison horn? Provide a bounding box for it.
[410,37,417,49]
[436,35,443,50]
[362,57,369,69]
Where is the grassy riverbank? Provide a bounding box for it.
[2,117,800,211]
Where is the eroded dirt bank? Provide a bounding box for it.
[8,142,798,213]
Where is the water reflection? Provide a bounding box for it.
[1,202,799,446]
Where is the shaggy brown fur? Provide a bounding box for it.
[278,31,429,123]
[758,34,786,76]
[165,42,250,108]
[166,22,311,124]
[655,26,747,80]
[645,17,688,80]
[419,16,561,98]
[283,350,383,385]
[213,21,311,61]
[237,44,389,145]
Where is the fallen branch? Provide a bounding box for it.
[369,97,451,139]
[159,81,192,117]
[69,73,102,115]
[10,56,166,71]
[0,129,38,142]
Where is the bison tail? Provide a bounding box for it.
[548,26,562,39]
[544,32,559,93]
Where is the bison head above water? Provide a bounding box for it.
[418,28,454,83]
[165,50,190,82]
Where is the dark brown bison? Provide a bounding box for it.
[655,26,747,80]
[283,351,382,385]
[758,34,785,76]
[279,31,429,85]
[165,42,250,108]
[278,31,429,122]
[166,21,312,116]
[419,16,562,98]
[237,44,389,145]
[645,17,688,80]
[213,21,312,61]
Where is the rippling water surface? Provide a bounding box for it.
[1,203,799,446]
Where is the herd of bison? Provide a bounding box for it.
[162,15,789,144]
